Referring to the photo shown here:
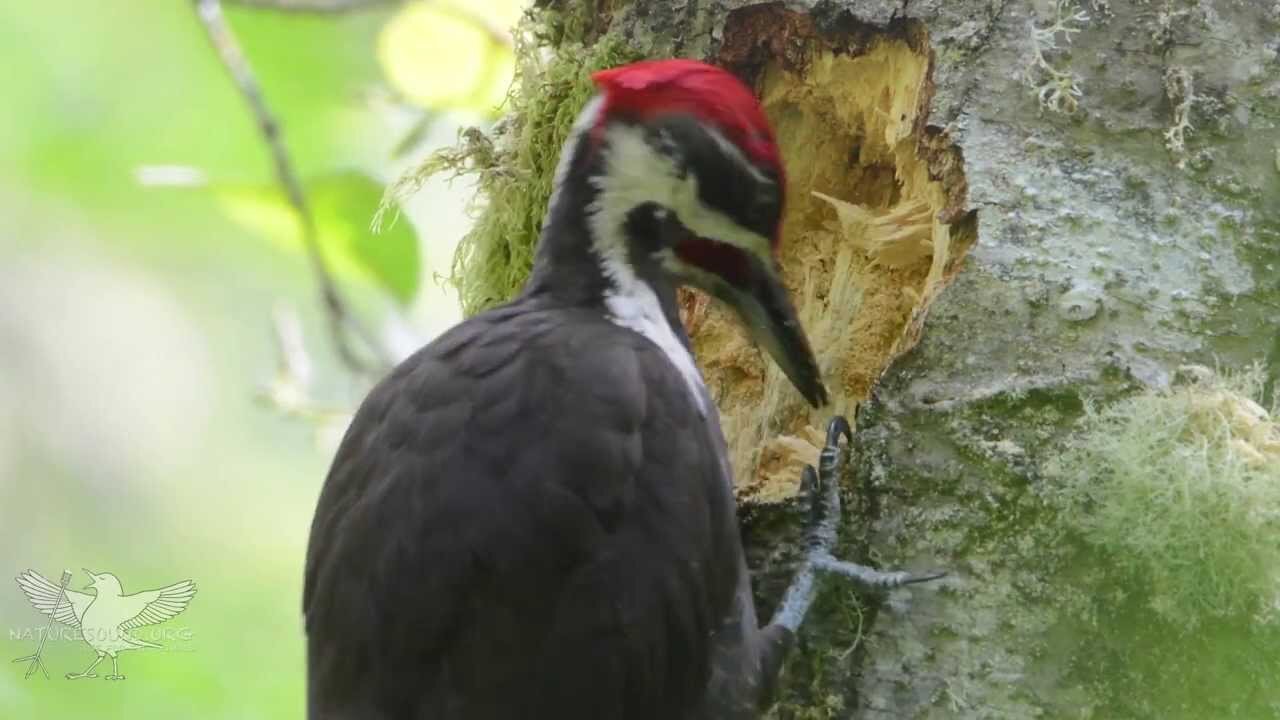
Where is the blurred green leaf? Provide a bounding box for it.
[216,172,420,305]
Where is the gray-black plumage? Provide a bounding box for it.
[306,307,740,718]
[306,125,772,720]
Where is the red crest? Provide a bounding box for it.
[591,60,782,177]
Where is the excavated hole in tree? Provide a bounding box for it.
[683,9,977,503]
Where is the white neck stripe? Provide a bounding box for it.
[583,124,720,415]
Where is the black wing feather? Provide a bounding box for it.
[303,304,737,720]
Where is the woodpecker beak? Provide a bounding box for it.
[718,254,828,408]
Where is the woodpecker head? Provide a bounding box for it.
[537,59,827,407]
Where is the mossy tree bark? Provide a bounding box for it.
[462,1,1280,717]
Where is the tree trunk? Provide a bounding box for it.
[463,0,1280,716]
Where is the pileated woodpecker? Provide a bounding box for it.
[304,59,939,720]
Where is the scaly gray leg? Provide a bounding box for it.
[767,416,944,635]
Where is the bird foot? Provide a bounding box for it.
[65,672,97,680]
[106,674,126,681]
[768,416,945,633]
[811,554,946,589]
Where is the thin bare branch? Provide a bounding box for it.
[193,0,390,373]
[223,0,403,13]
[225,0,511,48]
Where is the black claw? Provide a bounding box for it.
[799,464,818,498]
[825,416,852,447]
[800,464,824,534]
[906,570,949,585]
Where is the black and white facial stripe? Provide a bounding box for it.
[640,114,783,245]
[536,96,798,412]
[587,116,780,265]
[590,109,827,409]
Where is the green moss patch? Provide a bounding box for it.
[1048,365,1280,627]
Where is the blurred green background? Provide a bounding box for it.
[0,1,521,716]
